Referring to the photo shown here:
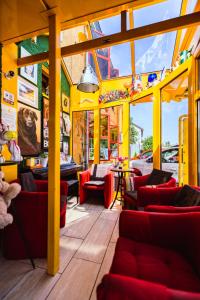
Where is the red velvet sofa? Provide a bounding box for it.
[3,180,68,259]
[97,210,200,300]
[123,174,176,209]
[79,170,114,208]
[144,186,200,213]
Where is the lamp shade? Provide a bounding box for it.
[77,65,99,93]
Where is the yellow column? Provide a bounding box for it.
[153,88,161,169]
[122,102,129,167]
[94,108,100,163]
[188,58,197,185]
[48,13,61,275]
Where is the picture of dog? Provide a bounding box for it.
[18,103,41,155]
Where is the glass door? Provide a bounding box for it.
[161,72,188,184]
[130,95,153,175]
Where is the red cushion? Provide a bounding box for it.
[83,184,104,191]
[110,237,200,293]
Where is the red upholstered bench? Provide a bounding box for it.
[97,210,200,300]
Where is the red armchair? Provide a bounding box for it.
[3,180,68,259]
[79,170,114,208]
[123,174,176,209]
[144,186,200,213]
[97,210,200,300]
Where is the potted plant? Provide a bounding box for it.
[40,152,48,167]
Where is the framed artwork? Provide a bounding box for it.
[63,113,71,136]
[43,97,49,149]
[20,46,38,85]
[62,93,70,113]
[18,76,38,109]
[42,97,63,149]
[18,102,41,156]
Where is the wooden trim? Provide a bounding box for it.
[153,88,161,169]
[17,11,200,68]
[47,13,61,275]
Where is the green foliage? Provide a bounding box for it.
[130,117,139,144]
[142,136,153,151]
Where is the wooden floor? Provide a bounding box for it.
[0,198,121,300]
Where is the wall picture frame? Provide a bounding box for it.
[18,102,41,156]
[63,112,71,136]
[20,46,38,85]
[18,76,38,109]
[62,93,70,113]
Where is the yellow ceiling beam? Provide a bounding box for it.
[172,0,188,65]
[17,11,200,68]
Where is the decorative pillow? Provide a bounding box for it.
[90,164,111,181]
[146,169,173,185]
[20,172,37,192]
[125,176,134,191]
[174,185,200,207]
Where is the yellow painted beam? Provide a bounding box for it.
[188,57,198,185]
[94,109,100,163]
[17,12,200,68]
[48,13,61,275]
[153,88,161,169]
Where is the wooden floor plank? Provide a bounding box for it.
[23,236,83,274]
[75,211,118,263]
[110,219,119,243]
[61,211,101,239]
[47,258,100,300]
[0,259,33,299]
[3,268,60,300]
[90,242,116,300]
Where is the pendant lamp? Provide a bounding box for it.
[77,65,99,93]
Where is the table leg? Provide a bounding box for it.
[110,174,121,209]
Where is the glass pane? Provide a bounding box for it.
[161,72,188,183]
[186,0,197,14]
[133,0,182,28]
[63,52,96,84]
[90,15,121,38]
[135,31,177,74]
[100,106,122,162]
[72,110,94,168]
[61,25,89,47]
[97,43,131,79]
[130,95,153,175]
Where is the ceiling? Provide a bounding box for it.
[0,0,162,44]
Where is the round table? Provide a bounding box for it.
[110,168,134,209]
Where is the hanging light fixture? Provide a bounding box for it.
[77,65,99,93]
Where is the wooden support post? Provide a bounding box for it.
[121,11,127,33]
[153,88,161,169]
[48,13,61,275]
